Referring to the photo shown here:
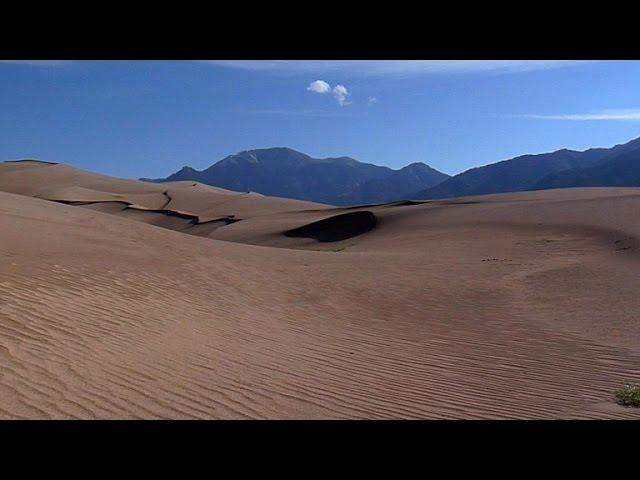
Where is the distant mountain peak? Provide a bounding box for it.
[148,147,449,205]
[402,161,438,170]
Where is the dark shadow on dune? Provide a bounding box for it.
[385,200,429,207]
[284,211,377,242]
[160,190,172,209]
[197,216,241,226]
[48,198,241,227]
[5,159,59,165]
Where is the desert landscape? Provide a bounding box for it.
[1,159,639,419]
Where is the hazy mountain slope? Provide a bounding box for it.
[146,147,449,206]
[415,149,607,200]
[533,137,640,190]
[338,162,450,205]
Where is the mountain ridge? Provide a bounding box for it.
[144,147,450,206]
[414,135,640,200]
[144,135,640,206]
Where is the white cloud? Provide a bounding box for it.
[519,108,640,121]
[368,96,378,104]
[306,80,352,106]
[306,80,331,94]
[332,85,350,106]
[205,60,591,77]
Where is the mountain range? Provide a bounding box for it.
[143,148,449,205]
[415,135,640,199]
[146,135,640,205]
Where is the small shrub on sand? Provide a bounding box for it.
[613,383,640,407]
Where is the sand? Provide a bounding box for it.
[1,160,639,419]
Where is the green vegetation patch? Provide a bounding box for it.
[614,383,640,407]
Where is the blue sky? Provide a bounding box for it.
[2,60,640,178]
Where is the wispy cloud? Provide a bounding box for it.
[518,108,640,121]
[0,60,70,67]
[205,60,591,77]
[332,85,351,106]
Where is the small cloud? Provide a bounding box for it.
[368,96,378,105]
[333,84,351,106]
[306,80,331,94]
[306,80,351,106]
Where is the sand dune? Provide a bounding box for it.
[1,160,640,418]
